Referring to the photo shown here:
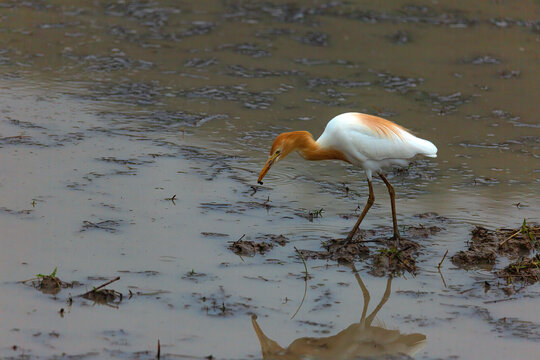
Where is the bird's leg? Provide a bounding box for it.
[345,179,374,242]
[350,264,370,326]
[379,173,400,246]
[365,275,392,326]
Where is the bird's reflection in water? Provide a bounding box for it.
[252,267,426,359]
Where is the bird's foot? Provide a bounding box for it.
[343,232,362,244]
[343,232,355,243]
[390,234,401,249]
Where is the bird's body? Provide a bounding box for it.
[258,112,437,244]
[315,113,437,179]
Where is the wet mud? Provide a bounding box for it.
[498,255,540,286]
[22,271,123,307]
[22,272,76,296]
[298,221,443,276]
[1,0,539,359]
[82,288,123,306]
[229,234,290,256]
[452,222,539,268]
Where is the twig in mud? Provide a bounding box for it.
[499,219,538,247]
[499,229,521,247]
[82,221,116,232]
[438,250,449,269]
[342,183,350,197]
[250,186,258,196]
[231,234,246,262]
[78,276,120,298]
[357,239,385,244]
[157,339,161,359]
[291,247,309,320]
[484,297,518,304]
[294,247,309,280]
[438,269,447,288]
[165,194,177,205]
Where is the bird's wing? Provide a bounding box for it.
[343,127,417,162]
[319,114,436,162]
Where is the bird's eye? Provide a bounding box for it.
[275,150,281,155]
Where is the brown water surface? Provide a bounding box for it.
[0,1,539,359]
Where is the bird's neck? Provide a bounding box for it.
[290,131,350,163]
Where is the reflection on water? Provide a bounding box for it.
[252,266,426,359]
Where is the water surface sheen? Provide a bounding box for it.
[0,1,539,359]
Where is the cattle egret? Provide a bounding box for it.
[257,112,437,246]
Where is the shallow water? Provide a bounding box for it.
[0,1,539,359]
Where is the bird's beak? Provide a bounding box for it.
[257,153,279,185]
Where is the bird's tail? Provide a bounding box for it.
[417,138,437,158]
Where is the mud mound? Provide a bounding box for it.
[21,268,76,295]
[229,240,273,256]
[299,239,370,263]
[36,275,73,295]
[296,221,443,276]
[370,239,421,277]
[498,255,540,285]
[228,234,289,256]
[83,288,123,305]
[452,222,539,268]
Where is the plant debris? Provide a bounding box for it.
[299,239,369,263]
[228,238,274,256]
[256,234,290,246]
[193,286,256,317]
[498,254,540,285]
[228,234,289,256]
[452,221,539,268]
[370,240,420,277]
[21,268,75,295]
[297,223,436,275]
[79,277,123,305]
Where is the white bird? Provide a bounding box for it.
[257,112,437,245]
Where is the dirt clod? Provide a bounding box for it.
[299,239,369,263]
[498,254,540,285]
[22,270,75,295]
[370,239,420,277]
[228,234,289,256]
[257,234,290,246]
[83,289,122,304]
[228,240,274,256]
[37,276,69,295]
[452,223,539,268]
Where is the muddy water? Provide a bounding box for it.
[0,1,539,359]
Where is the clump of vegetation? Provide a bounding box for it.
[498,254,540,285]
[80,277,122,306]
[371,245,417,277]
[21,267,74,295]
[308,208,324,220]
[452,220,539,269]
[295,208,325,222]
[504,219,538,245]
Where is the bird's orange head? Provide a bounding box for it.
[257,131,311,185]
